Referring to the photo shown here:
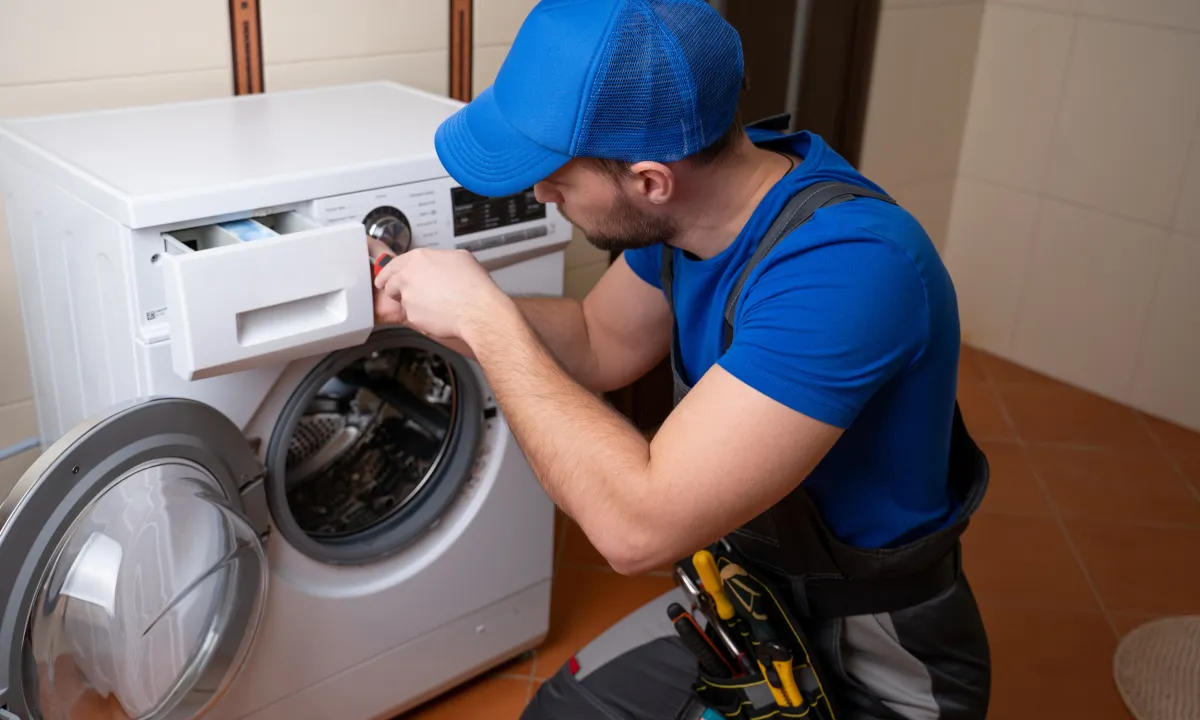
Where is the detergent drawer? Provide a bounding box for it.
[159,211,373,381]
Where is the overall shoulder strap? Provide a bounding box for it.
[721,181,895,350]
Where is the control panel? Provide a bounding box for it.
[307,177,561,257]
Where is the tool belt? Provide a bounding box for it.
[672,544,843,720]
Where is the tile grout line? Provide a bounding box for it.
[980,364,1122,638]
[1135,412,1200,507]
[525,651,540,703]
[989,0,1200,37]
[959,171,1200,242]
[0,67,231,91]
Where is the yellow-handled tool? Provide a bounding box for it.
[761,642,804,708]
[756,654,791,707]
[693,550,735,621]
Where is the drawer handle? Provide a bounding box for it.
[236,290,348,347]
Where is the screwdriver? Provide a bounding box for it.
[673,566,754,675]
[668,602,734,678]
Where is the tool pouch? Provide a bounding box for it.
[692,669,815,720]
[680,546,839,720]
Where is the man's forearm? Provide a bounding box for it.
[464,300,659,574]
[436,297,602,388]
[512,297,602,388]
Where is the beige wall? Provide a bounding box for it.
[942,0,1200,430]
[858,0,986,252]
[260,0,449,95]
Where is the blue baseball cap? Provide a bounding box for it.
[434,0,745,198]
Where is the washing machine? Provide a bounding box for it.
[0,81,571,720]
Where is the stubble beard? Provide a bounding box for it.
[558,192,678,254]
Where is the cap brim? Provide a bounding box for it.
[434,87,570,198]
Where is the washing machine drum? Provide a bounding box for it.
[265,329,485,564]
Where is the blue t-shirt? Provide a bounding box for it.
[624,131,961,549]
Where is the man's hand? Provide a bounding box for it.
[372,246,515,344]
[367,235,406,327]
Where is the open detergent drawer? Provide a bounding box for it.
[160,211,373,381]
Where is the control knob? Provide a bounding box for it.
[363,206,412,255]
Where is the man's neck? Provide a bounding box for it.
[669,143,796,260]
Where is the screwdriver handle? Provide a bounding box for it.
[667,603,734,678]
[693,550,735,621]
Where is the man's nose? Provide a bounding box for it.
[534,182,562,205]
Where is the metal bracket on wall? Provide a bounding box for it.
[449,0,474,101]
[230,0,265,95]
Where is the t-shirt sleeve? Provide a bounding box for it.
[622,245,664,290]
[716,233,930,429]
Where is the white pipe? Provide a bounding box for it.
[0,437,39,463]
[786,0,813,132]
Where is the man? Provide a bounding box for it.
[371,0,991,718]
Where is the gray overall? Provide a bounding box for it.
[522,181,992,720]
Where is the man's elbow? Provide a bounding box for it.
[591,528,670,576]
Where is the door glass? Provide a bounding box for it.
[22,460,267,720]
[284,346,458,539]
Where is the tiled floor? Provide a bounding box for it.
[403,345,1200,719]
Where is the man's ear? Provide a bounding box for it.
[627,161,675,205]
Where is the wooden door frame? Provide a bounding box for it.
[449,0,475,101]
[229,0,265,95]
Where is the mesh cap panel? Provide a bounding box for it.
[572,0,743,162]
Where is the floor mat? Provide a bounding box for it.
[1113,616,1200,720]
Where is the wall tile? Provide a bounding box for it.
[474,45,511,97]
[858,8,924,190]
[475,0,539,47]
[0,0,231,86]
[0,400,37,449]
[261,0,447,65]
[0,69,232,119]
[1087,0,1200,33]
[959,4,1074,191]
[1132,236,1200,432]
[942,177,1041,355]
[891,173,957,253]
[1044,19,1200,225]
[1174,122,1200,238]
[265,52,449,97]
[906,4,985,180]
[1012,201,1166,402]
[564,261,608,302]
[0,201,34,408]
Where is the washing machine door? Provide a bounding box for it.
[0,397,270,720]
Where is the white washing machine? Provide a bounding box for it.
[0,82,570,720]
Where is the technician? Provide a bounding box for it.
[370,0,991,718]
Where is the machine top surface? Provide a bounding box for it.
[0,82,464,228]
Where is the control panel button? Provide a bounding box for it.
[364,206,413,254]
